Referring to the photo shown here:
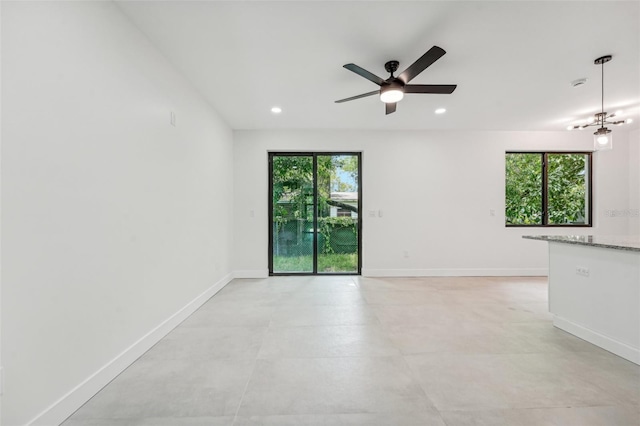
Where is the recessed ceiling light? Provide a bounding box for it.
[435,108,446,114]
[271,106,282,114]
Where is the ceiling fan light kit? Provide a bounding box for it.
[335,46,457,115]
[380,83,404,103]
[567,55,631,151]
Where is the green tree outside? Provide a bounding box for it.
[547,154,587,224]
[505,153,543,225]
[505,153,588,225]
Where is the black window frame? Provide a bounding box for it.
[505,151,593,228]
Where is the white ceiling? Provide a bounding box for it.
[116,1,640,131]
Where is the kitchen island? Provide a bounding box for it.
[524,235,640,365]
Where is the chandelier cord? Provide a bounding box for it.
[601,60,604,126]
[566,54,627,133]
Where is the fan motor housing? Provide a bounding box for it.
[383,80,404,91]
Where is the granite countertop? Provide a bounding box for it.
[523,235,640,252]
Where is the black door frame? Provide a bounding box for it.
[268,152,362,276]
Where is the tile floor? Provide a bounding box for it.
[63,276,640,426]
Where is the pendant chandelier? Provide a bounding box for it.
[567,55,633,151]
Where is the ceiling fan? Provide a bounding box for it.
[335,46,457,115]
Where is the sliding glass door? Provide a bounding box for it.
[269,152,361,275]
[270,154,315,273]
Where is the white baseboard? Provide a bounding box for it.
[232,269,547,278]
[234,269,269,279]
[553,316,640,365]
[361,268,548,277]
[28,272,234,426]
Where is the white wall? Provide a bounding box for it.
[2,2,234,425]
[233,129,633,277]
[629,128,640,235]
[0,1,3,422]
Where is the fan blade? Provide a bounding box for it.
[385,102,397,115]
[335,90,379,103]
[343,64,386,86]
[398,46,446,84]
[404,84,457,94]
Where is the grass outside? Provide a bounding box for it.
[273,253,357,273]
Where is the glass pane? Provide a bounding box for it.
[505,153,543,225]
[316,155,359,273]
[548,153,589,225]
[271,155,314,273]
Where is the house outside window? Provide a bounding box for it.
[329,191,358,218]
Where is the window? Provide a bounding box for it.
[505,152,592,226]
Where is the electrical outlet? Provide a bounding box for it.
[576,266,590,277]
[368,210,376,217]
[403,250,409,258]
